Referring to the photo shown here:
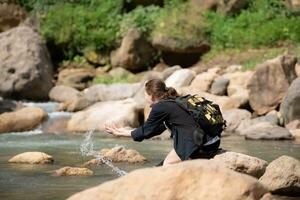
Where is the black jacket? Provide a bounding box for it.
[131,99,201,161]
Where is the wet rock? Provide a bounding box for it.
[190,71,219,92]
[165,69,196,90]
[248,55,297,115]
[54,166,93,176]
[67,160,267,200]
[213,152,268,178]
[210,76,230,95]
[259,156,300,196]
[100,146,147,163]
[280,77,300,125]
[0,25,53,100]
[0,107,48,133]
[67,98,139,132]
[57,67,95,90]
[222,109,251,133]
[240,122,293,140]
[111,28,156,72]
[9,152,53,164]
[82,159,103,168]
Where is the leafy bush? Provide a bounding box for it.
[40,0,123,58]
[152,0,206,48]
[119,5,161,38]
[204,0,300,49]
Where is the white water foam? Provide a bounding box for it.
[80,129,127,176]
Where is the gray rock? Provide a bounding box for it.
[248,55,297,115]
[259,156,300,196]
[210,76,230,95]
[0,26,53,100]
[67,98,139,132]
[280,77,300,125]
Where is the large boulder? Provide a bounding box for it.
[9,152,53,164]
[222,109,252,133]
[0,107,48,133]
[152,34,210,67]
[67,98,139,132]
[213,152,268,178]
[239,122,294,140]
[100,146,147,163]
[259,156,300,196]
[161,65,182,80]
[67,160,267,200]
[280,77,300,125]
[111,28,156,72]
[0,25,53,100]
[165,69,196,90]
[57,67,95,90]
[49,85,91,112]
[247,56,297,115]
[54,166,93,176]
[83,83,141,103]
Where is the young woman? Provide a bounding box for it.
[104,79,220,166]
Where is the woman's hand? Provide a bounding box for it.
[104,122,132,137]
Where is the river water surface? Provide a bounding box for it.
[1,102,300,200]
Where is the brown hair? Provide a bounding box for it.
[145,79,179,100]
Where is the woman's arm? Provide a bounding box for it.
[104,123,134,137]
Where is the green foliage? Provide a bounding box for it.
[152,1,206,48]
[204,0,300,49]
[119,5,161,38]
[40,0,123,58]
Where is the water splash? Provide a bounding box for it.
[80,129,127,176]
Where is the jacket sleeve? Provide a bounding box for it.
[131,102,168,142]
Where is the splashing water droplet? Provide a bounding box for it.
[80,128,127,176]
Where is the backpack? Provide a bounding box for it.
[173,94,226,146]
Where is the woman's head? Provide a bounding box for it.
[144,79,179,103]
